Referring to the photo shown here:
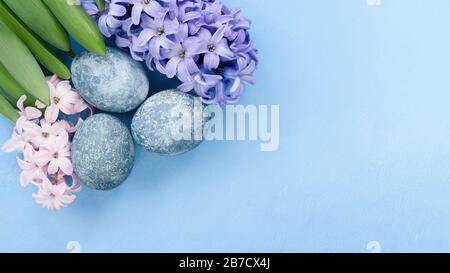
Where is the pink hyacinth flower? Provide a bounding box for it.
[1,129,30,153]
[45,81,83,122]
[17,95,42,121]
[46,75,62,87]
[16,144,46,187]
[36,131,73,175]
[2,75,93,212]
[22,119,66,146]
[32,179,76,211]
[15,95,42,133]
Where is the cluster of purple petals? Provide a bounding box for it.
[81,0,258,104]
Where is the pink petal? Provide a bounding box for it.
[22,121,42,136]
[40,122,51,133]
[20,171,31,187]
[35,100,46,109]
[54,182,67,196]
[47,81,57,98]
[25,107,42,120]
[17,95,27,112]
[32,193,46,205]
[66,118,83,134]
[51,200,64,211]
[60,194,76,204]
[73,101,88,113]
[50,121,66,135]
[47,75,62,86]
[23,144,35,160]
[15,117,28,133]
[33,167,46,179]
[69,175,82,193]
[58,157,73,175]
[35,150,52,166]
[54,131,69,150]
[45,105,59,123]
[41,178,53,193]
[58,147,71,158]
[2,138,19,153]
[55,81,71,97]
[17,158,32,170]
[61,91,82,104]
[58,102,75,115]
[47,159,59,174]
[39,141,55,153]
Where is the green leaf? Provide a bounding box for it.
[0,2,70,79]
[95,0,105,11]
[3,0,71,52]
[0,62,35,106]
[43,0,106,56]
[0,20,50,105]
[0,90,19,123]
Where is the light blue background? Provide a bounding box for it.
[1,0,450,252]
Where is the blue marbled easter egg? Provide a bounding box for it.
[72,114,135,190]
[71,47,149,113]
[131,90,207,155]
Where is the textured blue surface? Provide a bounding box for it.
[131,90,204,155]
[71,47,149,113]
[72,114,135,190]
[1,0,450,252]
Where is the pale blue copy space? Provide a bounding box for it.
[1,0,450,252]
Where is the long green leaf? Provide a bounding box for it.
[0,62,35,106]
[0,91,19,123]
[0,2,70,79]
[0,84,15,106]
[43,0,106,56]
[0,20,50,105]
[3,0,71,52]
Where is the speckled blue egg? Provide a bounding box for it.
[72,114,135,190]
[131,90,207,155]
[71,47,149,113]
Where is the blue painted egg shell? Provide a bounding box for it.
[72,114,135,190]
[131,90,207,155]
[71,47,149,113]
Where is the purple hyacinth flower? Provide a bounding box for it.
[129,0,169,25]
[83,0,258,105]
[201,1,233,27]
[230,30,254,62]
[145,52,166,74]
[177,72,222,97]
[115,31,147,61]
[197,25,234,71]
[229,9,251,30]
[171,1,202,23]
[224,57,256,96]
[80,0,100,17]
[97,3,128,37]
[203,81,226,104]
[135,15,179,58]
[163,25,202,82]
